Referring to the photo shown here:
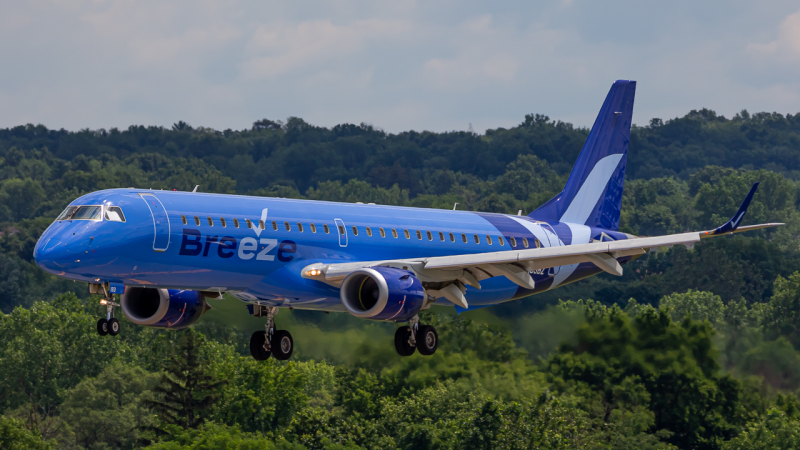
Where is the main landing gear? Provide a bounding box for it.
[394,315,438,357]
[95,285,120,337]
[249,306,294,361]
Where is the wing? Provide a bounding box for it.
[302,183,782,309]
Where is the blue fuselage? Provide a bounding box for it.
[34,189,633,313]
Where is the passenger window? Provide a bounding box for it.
[523,237,529,248]
[105,206,126,222]
[220,218,227,227]
[298,223,304,232]
[194,216,200,226]
[427,231,433,241]
[207,217,213,226]
[366,227,372,237]
[474,234,480,244]
[486,235,492,245]
[510,237,517,247]
[233,218,240,228]
[352,226,358,236]
[272,221,278,231]
[499,236,505,246]
[310,223,317,233]
[284,222,291,231]
[324,224,330,234]
[246,219,253,229]
[379,227,385,238]
[181,215,187,225]
[449,232,455,242]
[535,238,542,248]
[403,229,409,239]
[416,230,422,240]
[259,220,265,230]
[392,228,399,238]
[438,231,444,241]
[338,225,345,235]
[461,233,467,243]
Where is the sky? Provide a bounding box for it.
[1,0,800,134]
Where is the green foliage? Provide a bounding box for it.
[0,415,53,450]
[722,409,800,450]
[0,293,122,435]
[58,361,158,449]
[145,422,304,449]
[145,330,226,430]
[546,308,743,449]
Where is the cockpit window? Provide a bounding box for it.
[105,206,125,222]
[57,206,78,220]
[57,205,103,221]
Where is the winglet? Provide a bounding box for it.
[710,182,759,235]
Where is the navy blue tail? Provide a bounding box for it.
[530,80,636,230]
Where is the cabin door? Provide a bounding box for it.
[139,193,171,252]
[334,218,348,247]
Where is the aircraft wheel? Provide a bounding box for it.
[394,326,416,356]
[272,330,294,360]
[108,318,120,336]
[97,318,109,336]
[416,325,438,356]
[249,331,271,361]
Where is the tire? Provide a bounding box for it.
[394,326,416,356]
[97,318,109,336]
[108,318,120,336]
[249,331,271,361]
[416,325,438,356]
[272,330,294,360]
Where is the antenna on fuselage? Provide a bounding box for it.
[518,210,523,216]
[192,185,199,192]
[453,203,459,210]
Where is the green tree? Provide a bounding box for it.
[0,415,52,450]
[145,330,225,430]
[0,294,121,437]
[59,361,159,448]
[722,409,800,450]
[660,290,725,327]
[0,177,46,221]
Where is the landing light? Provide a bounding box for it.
[100,299,108,305]
[305,269,322,277]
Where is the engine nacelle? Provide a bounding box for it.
[340,267,426,322]
[121,287,210,329]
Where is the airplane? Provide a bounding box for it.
[33,80,782,360]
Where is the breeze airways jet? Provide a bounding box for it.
[34,80,781,360]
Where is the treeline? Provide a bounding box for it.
[6,285,800,449]
[3,109,800,196]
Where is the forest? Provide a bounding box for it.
[3,109,800,448]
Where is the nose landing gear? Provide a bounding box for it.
[394,315,438,357]
[93,283,121,337]
[248,305,294,361]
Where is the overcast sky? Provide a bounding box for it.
[1,1,800,134]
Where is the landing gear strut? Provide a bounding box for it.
[249,306,294,361]
[96,285,120,337]
[394,315,438,357]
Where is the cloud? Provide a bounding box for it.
[747,8,800,59]
[0,1,799,134]
[241,19,411,79]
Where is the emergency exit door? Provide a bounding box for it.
[139,194,170,252]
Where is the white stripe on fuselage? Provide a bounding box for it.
[550,223,592,289]
[559,153,623,225]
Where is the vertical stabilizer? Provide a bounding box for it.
[530,80,636,230]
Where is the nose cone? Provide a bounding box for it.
[34,226,79,275]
